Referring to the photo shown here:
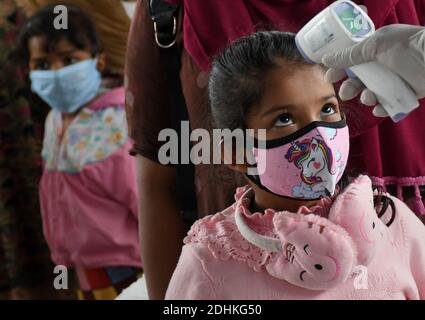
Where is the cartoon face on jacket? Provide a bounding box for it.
[235,175,388,291]
[265,213,356,290]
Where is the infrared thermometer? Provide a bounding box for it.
[295,0,419,122]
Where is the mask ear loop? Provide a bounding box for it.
[234,188,282,253]
[243,138,264,191]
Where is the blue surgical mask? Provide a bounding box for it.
[30,59,101,114]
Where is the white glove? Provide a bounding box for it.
[322,24,425,117]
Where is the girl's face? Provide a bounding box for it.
[27,36,106,115]
[245,63,341,140]
[239,63,343,212]
[28,36,104,71]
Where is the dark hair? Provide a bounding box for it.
[209,31,396,226]
[17,4,100,64]
[209,31,308,130]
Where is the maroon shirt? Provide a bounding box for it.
[126,0,425,217]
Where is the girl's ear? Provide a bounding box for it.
[220,138,249,173]
[96,53,106,72]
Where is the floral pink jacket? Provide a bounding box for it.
[39,88,141,269]
[166,176,425,299]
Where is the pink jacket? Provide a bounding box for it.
[39,88,142,269]
[166,176,425,299]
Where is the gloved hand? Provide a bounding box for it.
[322,24,425,117]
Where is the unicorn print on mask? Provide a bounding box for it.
[286,137,336,198]
[250,119,349,200]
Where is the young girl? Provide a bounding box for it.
[165,31,425,299]
[18,5,141,299]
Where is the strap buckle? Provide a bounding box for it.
[153,16,177,48]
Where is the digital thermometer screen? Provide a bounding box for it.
[333,2,372,37]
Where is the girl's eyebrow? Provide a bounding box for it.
[260,105,293,117]
[260,94,337,117]
[30,49,79,61]
[322,94,337,101]
[30,56,48,62]
[57,49,78,56]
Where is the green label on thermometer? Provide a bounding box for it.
[334,3,371,36]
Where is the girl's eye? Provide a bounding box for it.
[63,57,79,66]
[321,104,337,116]
[274,113,294,127]
[35,62,50,70]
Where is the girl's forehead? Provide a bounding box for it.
[265,64,326,89]
[259,65,334,107]
[244,64,338,130]
[28,36,89,57]
[29,36,74,52]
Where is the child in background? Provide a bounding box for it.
[18,5,142,299]
[165,31,425,299]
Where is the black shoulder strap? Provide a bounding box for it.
[147,0,178,48]
[147,0,198,225]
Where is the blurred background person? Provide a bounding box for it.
[16,4,141,300]
[0,0,137,300]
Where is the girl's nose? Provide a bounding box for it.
[299,113,320,128]
[50,60,65,71]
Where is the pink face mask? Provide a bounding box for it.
[248,118,349,200]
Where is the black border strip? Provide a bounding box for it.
[253,117,346,149]
[244,173,323,201]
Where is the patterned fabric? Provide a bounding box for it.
[39,88,141,269]
[75,266,142,300]
[252,123,349,199]
[166,181,425,300]
[0,0,73,299]
[42,106,128,173]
